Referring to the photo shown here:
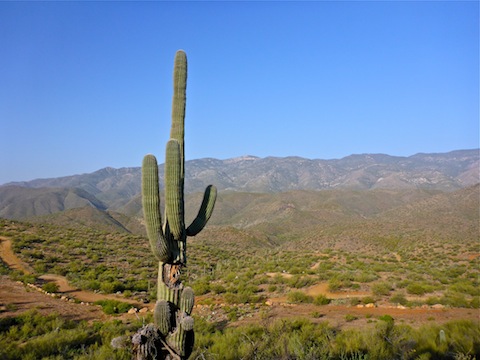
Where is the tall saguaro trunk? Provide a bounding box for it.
[132,50,217,359]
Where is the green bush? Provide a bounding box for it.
[41,282,59,293]
[289,275,316,289]
[407,282,430,295]
[287,291,312,304]
[441,292,470,308]
[267,284,278,292]
[470,296,480,309]
[210,283,226,294]
[313,294,331,305]
[378,314,394,324]
[345,314,358,322]
[93,300,132,315]
[390,292,408,305]
[362,296,376,305]
[372,282,392,296]
[192,280,210,295]
[328,277,343,291]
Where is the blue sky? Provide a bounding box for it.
[1,1,478,184]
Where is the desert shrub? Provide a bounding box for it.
[440,292,470,308]
[354,271,379,283]
[350,297,361,306]
[99,280,124,294]
[270,273,288,284]
[41,282,59,293]
[287,291,312,304]
[86,280,101,291]
[449,281,480,296]
[94,300,131,315]
[426,296,442,305]
[362,296,376,305]
[192,280,210,295]
[210,283,226,294]
[372,282,392,296]
[132,279,149,292]
[311,311,323,318]
[345,314,358,322]
[378,314,394,324]
[267,284,277,292]
[223,292,263,304]
[407,282,431,295]
[328,277,343,291]
[469,296,480,309]
[289,275,316,289]
[390,292,408,306]
[313,294,331,305]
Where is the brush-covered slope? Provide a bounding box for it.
[7,167,141,210]
[27,206,144,234]
[188,185,480,253]
[0,186,105,219]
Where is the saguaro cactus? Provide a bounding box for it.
[136,50,217,359]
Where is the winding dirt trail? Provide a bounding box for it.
[38,274,142,306]
[0,236,142,307]
[0,236,34,274]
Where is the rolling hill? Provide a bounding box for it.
[0,149,478,221]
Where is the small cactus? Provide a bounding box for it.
[133,50,217,359]
[439,329,446,343]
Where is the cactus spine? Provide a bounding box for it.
[139,50,217,359]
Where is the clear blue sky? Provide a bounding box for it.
[1,1,478,184]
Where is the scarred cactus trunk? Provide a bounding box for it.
[133,50,217,359]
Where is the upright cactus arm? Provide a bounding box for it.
[187,185,217,236]
[142,154,170,262]
[170,50,187,180]
[165,139,185,241]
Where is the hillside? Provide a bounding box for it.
[1,149,477,221]
[22,185,476,257]
[0,186,106,219]
[191,185,479,253]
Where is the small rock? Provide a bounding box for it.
[128,307,138,314]
[139,307,149,313]
[365,303,375,308]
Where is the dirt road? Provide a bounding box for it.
[0,236,143,319]
[0,275,106,321]
[0,236,34,274]
[38,274,141,306]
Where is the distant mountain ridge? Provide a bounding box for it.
[1,149,478,221]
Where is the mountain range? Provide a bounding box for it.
[0,149,478,227]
